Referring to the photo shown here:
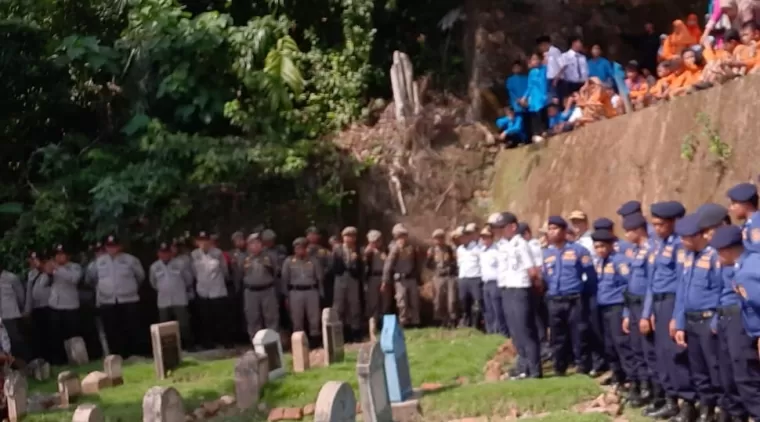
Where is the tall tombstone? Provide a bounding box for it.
[234,351,261,410]
[72,403,105,422]
[380,314,412,402]
[58,371,82,407]
[142,386,185,422]
[4,371,27,422]
[356,342,392,422]
[291,331,310,373]
[314,381,357,422]
[254,352,269,386]
[64,337,90,365]
[252,329,284,380]
[150,322,182,380]
[104,354,124,386]
[321,308,345,365]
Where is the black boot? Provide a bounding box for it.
[717,411,730,422]
[640,380,653,403]
[670,400,697,422]
[627,382,645,408]
[648,397,679,419]
[697,405,715,422]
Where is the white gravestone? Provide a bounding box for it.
[252,329,284,380]
[4,371,27,422]
[72,403,105,422]
[142,386,185,422]
[314,381,357,422]
[356,342,392,422]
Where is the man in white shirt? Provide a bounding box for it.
[537,35,563,97]
[456,223,482,328]
[517,222,550,360]
[569,210,595,260]
[479,227,505,336]
[496,212,542,379]
[556,36,589,103]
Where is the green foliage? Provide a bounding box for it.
[681,112,733,164]
[680,133,696,162]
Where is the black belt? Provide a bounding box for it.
[548,293,581,302]
[624,292,644,305]
[245,283,274,292]
[601,303,625,313]
[289,285,318,291]
[718,305,741,317]
[686,310,715,322]
[653,292,676,301]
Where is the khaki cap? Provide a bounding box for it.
[392,224,409,236]
[367,230,382,242]
[451,227,463,238]
[464,223,477,233]
[231,231,245,241]
[568,210,588,221]
[480,227,493,236]
[292,237,307,247]
[341,226,358,236]
[261,229,276,241]
[432,228,445,238]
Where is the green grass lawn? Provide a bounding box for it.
[23,328,602,421]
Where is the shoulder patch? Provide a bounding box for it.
[619,263,630,276]
[677,249,686,263]
[736,284,748,299]
[751,228,760,243]
[581,255,591,265]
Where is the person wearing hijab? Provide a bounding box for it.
[686,14,703,41]
[661,20,699,60]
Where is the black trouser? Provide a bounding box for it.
[158,306,194,350]
[30,307,54,362]
[50,308,81,365]
[556,80,584,104]
[525,108,548,139]
[188,298,202,348]
[198,297,232,348]
[4,317,28,362]
[100,302,146,358]
[79,304,103,360]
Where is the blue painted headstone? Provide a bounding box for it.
[380,314,412,402]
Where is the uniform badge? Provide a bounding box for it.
[581,255,591,265]
[625,249,633,258]
[648,254,655,264]
[603,263,614,274]
[736,284,748,299]
[751,228,760,243]
[619,263,630,276]
[677,249,686,263]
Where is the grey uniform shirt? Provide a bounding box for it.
[174,253,195,300]
[149,258,193,308]
[0,271,25,319]
[242,253,277,288]
[49,262,83,310]
[382,244,418,283]
[191,247,229,299]
[281,256,323,291]
[25,270,51,313]
[88,253,145,305]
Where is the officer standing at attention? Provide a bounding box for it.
[383,224,421,327]
[306,226,331,308]
[617,200,657,239]
[149,242,194,350]
[48,243,83,363]
[672,213,722,422]
[331,227,364,341]
[456,223,482,328]
[88,235,146,358]
[487,213,510,337]
[477,227,501,334]
[425,229,458,328]
[230,231,247,291]
[591,229,635,390]
[726,182,760,253]
[282,237,323,343]
[364,230,388,327]
[24,251,52,362]
[710,225,760,422]
[191,231,231,349]
[620,213,655,408]
[642,201,694,421]
[542,216,597,376]
[593,217,633,255]
[241,233,280,338]
[518,222,549,358]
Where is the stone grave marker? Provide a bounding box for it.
[142,386,185,422]
[64,337,90,365]
[314,381,357,422]
[234,351,261,410]
[321,308,345,365]
[28,358,51,381]
[291,331,310,373]
[150,321,182,380]
[356,342,392,422]
[252,329,284,380]
[81,371,111,394]
[369,317,378,342]
[58,371,82,406]
[4,371,27,422]
[72,403,104,422]
[380,314,412,402]
[104,354,124,385]
[255,352,269,386]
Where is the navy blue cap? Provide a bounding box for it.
[675,213,701,237]
[650,201,686,220]
[617,200,642,217]
[622,213,647,231]
[591,229,616,242]
[593,217,614,231]
[696,203,728,229]
[547,216,567,229]
[501,212,518,225]
[516,222,530,235]
[709,225,744,249]
[727,182,758,202]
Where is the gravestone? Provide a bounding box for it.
[314,381,357,422]
[28,358,50,381]
[356,342,392,422]
[234,351,261,410]
[380,314,412,402]
[64,337,90,365]
[58,371,82,406]
[291,331,310,373]
[104,354,124,385]
[321,308,345,365]
[252,329,284,380]
[81,371,111,394]
[150,321,182,380]
[72,403,104,422]
[255,352,269,386]
[369,317,378,342]
[142,386,185,422]
[4,371,27,422]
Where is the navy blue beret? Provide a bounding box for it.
[696,203,728,230]
[591,229,616,242]
[709,225,744,249]
[651,201,685,220]
[622,213,647,231]
[617,200,642,217]
[675,213,701,237]
[547,216,567,229]
[593,217,614,230]
[727,182,758,202]
[501,212,518,225]
[516,222,529,235]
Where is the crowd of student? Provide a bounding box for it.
[496,8,760,148]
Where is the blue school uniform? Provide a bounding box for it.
[588,57,614,86]
[524,65,549,113]
[495,115,526,141]
[506,74,529,113]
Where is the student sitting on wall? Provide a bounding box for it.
[496,107,527,148]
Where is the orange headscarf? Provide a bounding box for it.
[686,14,702,41]
[661,20,698,60]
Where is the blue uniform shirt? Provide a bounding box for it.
[643,234,685,318]
[673,247,722,331]
[742,210,760,253]
[506,74,529,112]
[495,115,526,141]
[595,253,629,307]
[524,65,549,113]
[542,242,598,297]
[627,241,653,297]
[719,262,742,308]
[588,57,614,86]
[734,252,760,337]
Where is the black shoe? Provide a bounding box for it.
[698,405,715,422]
[640,381,653,403]
[643,399,664,417]
[627,382,644,408]
[649,397,680,419]
[670,401,697,422]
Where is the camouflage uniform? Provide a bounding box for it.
[363,230,388,323]
[282,238,323,337]
[331,227,364,335]
[382,224,420,326]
